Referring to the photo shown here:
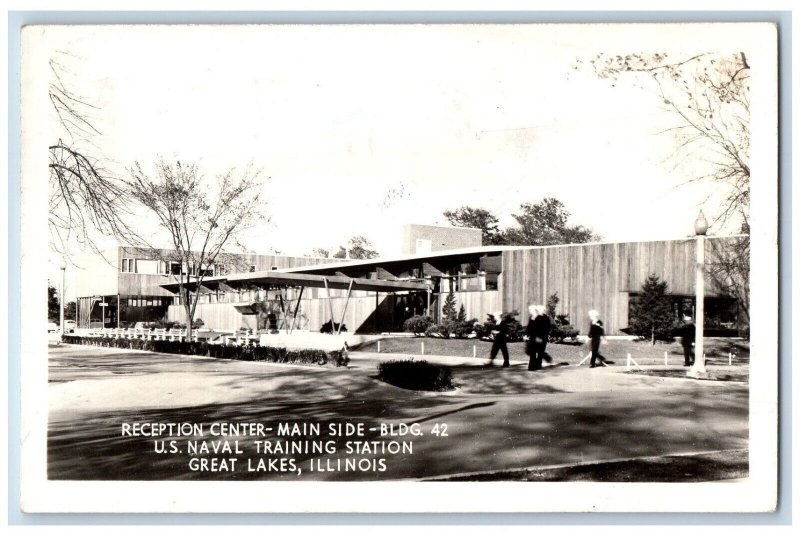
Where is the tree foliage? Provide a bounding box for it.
[441,290,457,322]
[628,275,677,344]
[504,198,599,246]
[127,158,265,338]
[443,206,505,245]
[65,301,77,321]
[545,292,580,343]
[444,199,597,247]
[47,283,60,321]
[346,235,379,259]
[312,236,379,260]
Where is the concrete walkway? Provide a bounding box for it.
[48,345,749,481]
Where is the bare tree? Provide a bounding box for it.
[48,52,133,258]
[128,158,265,338]
[708,235,750,330]
[579,51,750,329]
[580,51,750,229]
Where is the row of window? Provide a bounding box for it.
[121,258,280,276]
[127,297,171,307]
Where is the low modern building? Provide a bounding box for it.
[161,236,746,336]
[73,246,342,328]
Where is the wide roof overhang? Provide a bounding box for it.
[159,270,430,294]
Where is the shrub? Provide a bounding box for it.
[60,336,348,367]
[550,314,580,343]
[376,359,454,391]
[320,320,347,334]
[546,292,580,343]
[424,324,446,338]
[473,313,524,342]
[403,315,434,336]
[421,318,478,339]
[628,275,678,344]
[446,319,478,339]
[442,291,457,322]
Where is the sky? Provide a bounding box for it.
[27,24,750,294]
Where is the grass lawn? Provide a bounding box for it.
[357,336,749,367]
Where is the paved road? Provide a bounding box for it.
[48,344,749,481]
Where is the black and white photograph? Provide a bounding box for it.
[18,21,779,513]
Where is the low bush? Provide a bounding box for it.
[320,320,347,334]
[376,359,454,391]
[61,336,348,367]
[549,313,580,343]
[420,319,478,339]
[444,319,479,339]
[403,315,434,336]
[474,314,525,342]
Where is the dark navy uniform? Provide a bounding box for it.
[526,314,552,370]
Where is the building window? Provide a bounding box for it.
[121,258,135,273]
[249,265,256,272]
[271,265,278,271]
[136,259,161,275]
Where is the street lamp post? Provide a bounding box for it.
[689,211,709,379]
[59,260,67,334]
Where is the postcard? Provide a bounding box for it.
[19,22,779,513]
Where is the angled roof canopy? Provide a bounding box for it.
[159,270,430,294]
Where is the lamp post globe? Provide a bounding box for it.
[694,210,709,236]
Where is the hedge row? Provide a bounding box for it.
[62,336,349,367]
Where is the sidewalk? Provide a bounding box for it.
[48,344,749,481]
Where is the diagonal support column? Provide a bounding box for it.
[289,286,305,334]
[323,278,336,331]
[337,280,354,335]
[278,291,289,333]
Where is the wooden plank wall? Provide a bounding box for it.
[168,293,393,333]
[501,237,735,335]
[168,303,257,331]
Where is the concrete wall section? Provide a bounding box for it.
[400,224,482,254]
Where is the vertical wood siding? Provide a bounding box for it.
[501,238,734,335]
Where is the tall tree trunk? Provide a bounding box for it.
[183,287,193,341]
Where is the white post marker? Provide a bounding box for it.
[729,352,732,366]
[377,340,381,353]
[421,341,425,355]
[473,345,476,358]
[626,352,643,371]
[664,351,668,366]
